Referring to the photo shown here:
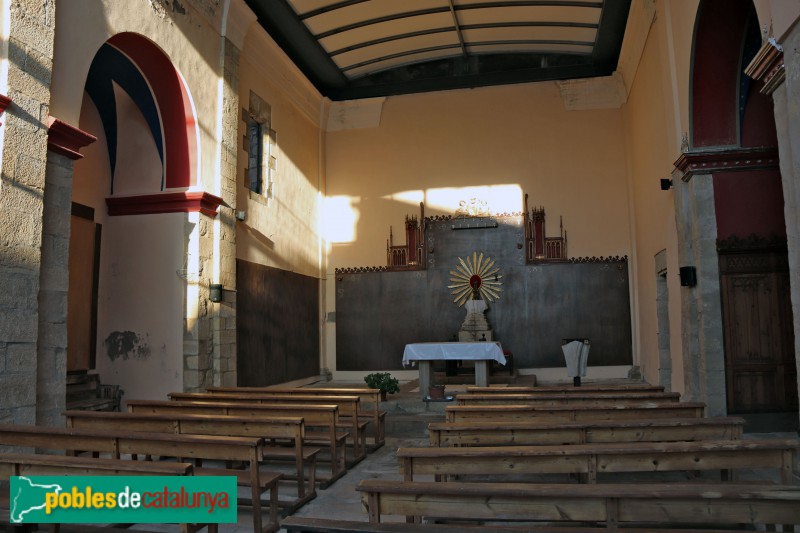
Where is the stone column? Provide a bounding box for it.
[770,34,800,433]
[670,165,727,416]
[181,0,254,392]
[38,118,96,426]
[746,31,800,432]
[211,36,241,387]
[0,0,55,425]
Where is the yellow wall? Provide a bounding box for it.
[325,81,632,373]
[326,82,631,269]
[236,28,325,279]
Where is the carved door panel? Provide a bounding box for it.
[720,251,796,413]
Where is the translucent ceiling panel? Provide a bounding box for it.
[320,12,454,54]
[457,6,601,26]
[467,43,593,56]
[333,32,461,70]
[461,26,597,46]
[302,0,448,35]
[344,48,463,79]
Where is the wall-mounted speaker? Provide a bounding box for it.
[679,266,697,287]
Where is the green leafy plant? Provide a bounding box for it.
[364,372,400,395]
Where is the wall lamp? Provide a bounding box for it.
[209,284,224,302]
[660,178,673,190]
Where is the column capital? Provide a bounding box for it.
[673,147,779,182]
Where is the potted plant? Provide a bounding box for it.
[364,372,400,401]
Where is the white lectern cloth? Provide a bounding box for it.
[402,342,506,367]
[562,340,590,377]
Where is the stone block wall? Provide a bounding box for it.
[0,0,55,425]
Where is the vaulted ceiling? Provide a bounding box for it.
[245,0,632,101]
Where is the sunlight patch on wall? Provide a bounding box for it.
[382,189,424,205]
[324,195,359,243]
[386,185,524,214]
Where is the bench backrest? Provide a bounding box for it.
[466,384,666,394]
[0,452,192,479]
[445,402,706,423]
[455,392,681,406]
[398,439,798,483]
[168,392,360,417]
[127,399,339,427]
[208,386,382,408]
[64,410,305,440]
[0,423,263,463]
[428,416,745,446]
[356,480,800,527]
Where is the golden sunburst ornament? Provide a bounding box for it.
[448,252,503,306]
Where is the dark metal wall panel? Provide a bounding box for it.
[236,259,320,385]
[336,216,631,371]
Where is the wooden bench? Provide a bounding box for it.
[0,424,281,533]
[63,409,318,510]
[167,392,367,465]
[466,383,666,394]
[0,453,209,533]
[455,392,682,406]
[126,399,348,485]
[428,417,746,447]
[279,516,752,533]
[208,386,387,450]
[397,438,799,484]
[66,370,121,412]
[445,402,706,423]
[356,479,800,529]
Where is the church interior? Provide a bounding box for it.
[1,0,800,530]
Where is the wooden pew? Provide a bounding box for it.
[455,392,681,406]
[126,399,348,485]
[207,386,387,450]
[284,518,773,533]
[280,516,758,533]
[356,479,800,528]
[428,417,746,447]
[0,424,280,533]
[466,383,666,394]
[63,409,318,509]
[397,439,799,484]
[445,402,706,423]
[167,392,367,464]
[0,453,209,533]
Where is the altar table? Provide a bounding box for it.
[403,342,506,398]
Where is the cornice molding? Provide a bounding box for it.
[106,191,225,217]
[0,93,11,121]
[556,72,627,110]
[326,97,386,132]
[46,117,97,160]
[744,39,785,95]
[243,26,324,128]
[616,0,656,95]
[221,0,256,50]
[673,147,779,182]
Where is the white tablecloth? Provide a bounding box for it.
[402,342,506,366]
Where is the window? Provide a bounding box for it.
[245,91,276,203]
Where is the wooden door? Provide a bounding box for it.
[67,204,101,371]
[719,250,797,413]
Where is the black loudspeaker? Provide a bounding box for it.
[679,266,697,287]
[660,178,673,190]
